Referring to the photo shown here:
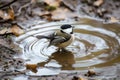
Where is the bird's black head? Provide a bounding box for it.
[61,24,72,29]
[60,24,74,34]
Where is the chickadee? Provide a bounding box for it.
[36,24,74,50]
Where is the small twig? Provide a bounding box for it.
[15,2,31,17]
[0,19,11,23]
[60,1,75,11]
[0,70,26,78]
[0,0,18,9]
[81,7,90,16]
[0,44,15,53]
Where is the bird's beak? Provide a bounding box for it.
[72,26,75,28]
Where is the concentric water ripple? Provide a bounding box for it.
[14,18,120,75]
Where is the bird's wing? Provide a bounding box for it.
[36,32,55,39]
[48,36,66,46]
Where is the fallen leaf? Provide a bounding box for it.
[110,17,119,23]
[0,10,5,19]
[51,8,77,20]
[0,7,14,20]
[32,8,50,16]
[0,25,24,36]
[32,8,52,21]
[11,25,24,36]
[44,0,61,7]
[8,7,15,20]
[93,0,104,7]
[0,28,11,35]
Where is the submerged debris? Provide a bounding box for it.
[26,64,37,73]
[84,69,97,77]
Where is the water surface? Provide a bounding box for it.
[14,18,120,76]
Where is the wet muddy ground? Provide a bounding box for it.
[1,18,120,80]
[0,0,120,80]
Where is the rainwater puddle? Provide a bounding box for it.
[14,18,120,77]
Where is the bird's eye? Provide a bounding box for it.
[70,32,73,34]
[61,30,65,33]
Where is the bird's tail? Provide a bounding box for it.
[36,35,50,39]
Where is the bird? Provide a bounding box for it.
[36,24,75,51]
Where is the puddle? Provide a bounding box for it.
[14,18,120,76]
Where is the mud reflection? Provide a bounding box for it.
[38,50,75,70]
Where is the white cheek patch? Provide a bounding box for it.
[62,28,72,34]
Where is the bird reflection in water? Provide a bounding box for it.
[38,49,75,70]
